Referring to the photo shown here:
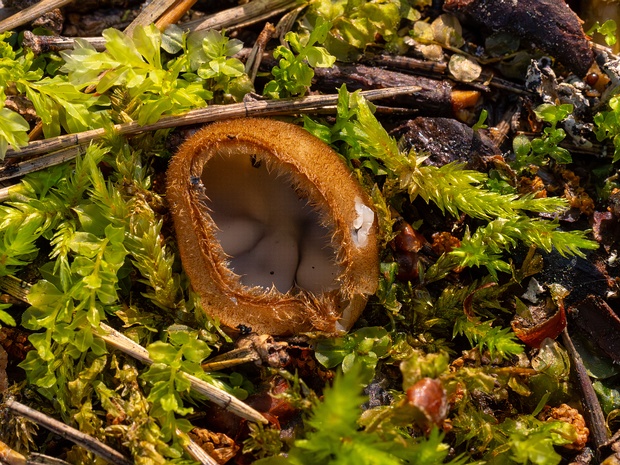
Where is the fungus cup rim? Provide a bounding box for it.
[166,117,380,335]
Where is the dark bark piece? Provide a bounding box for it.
[592,211,620,248]
[313,63,454,116]
[235,49,467,115]
[32,8,64,35]
[390,117,501,169]
[2,0,140,9]
[443,0,594,76]
[535,252,610,308]
[569,294,620,364]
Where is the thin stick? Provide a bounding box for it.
[201,347,260,371]
[0,439,27,465]
[180,0,296,32]
[21,0,296,55]
[0,275,30,302]
[4,399,133,465]
[0,146,83,183]
[22,31,107,54]
[155,0,199,30]
[99,323,270,425]
[561,329,609,452]
[0,0,74,33]
[366,54,448,76]
[245,23,277,83]
[124,0,175,36]
[4,86,421,159]
[0,184,13,203]
[98,323,151,364]
[27,453,72,465]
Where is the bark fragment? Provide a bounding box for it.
[391,117,501,169]
[443,0,594,76]
[312,63,454,116]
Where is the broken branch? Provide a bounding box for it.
[3,86,421,160]
[4,399,133,465]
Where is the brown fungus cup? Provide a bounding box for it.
[166,118,379,335]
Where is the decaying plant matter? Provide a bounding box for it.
[0,0,619,464]
[443,0,595,76]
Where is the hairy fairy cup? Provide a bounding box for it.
[166,118,379,335]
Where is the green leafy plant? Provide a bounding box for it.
[0,25,254,159]
[96,356,185,463]
[61,25,215,124]
[1,140,225,458]
[305,87,596,277]
[141,327,213,441]
[451,401,576,465]
[0,30,108,144]
[587,19,617,47]
[185,28,253,102]
[263,18,336,98]
[448,216,597,278]
[0,303,15,326]
[315,326,392,384]
[472,109,489,131]
[594,94,620,162]
[512,103,574,172]
[453,316,524,360]
[593,380,620,416]
[0,106,29,159]
[304,0,407,61]
[484,415,576,465]
[256,364,464,465]
[0,34,37,145]
[14,146,127,409]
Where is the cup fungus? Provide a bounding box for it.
[166,118,379,335]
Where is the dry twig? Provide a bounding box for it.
[4,399,133,465]
[181,0,297,32]
[3,86,420,160]
[245,23,277,83]
[22,31,107,54]
[0,146,83,183]
[124,0,176,36]
[98,323,270,425]
[561,329,609,453]
[0,439,26,465]
[0,0,74,33]
[155,0,199,30]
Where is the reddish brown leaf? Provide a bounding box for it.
[512,301,567,348]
